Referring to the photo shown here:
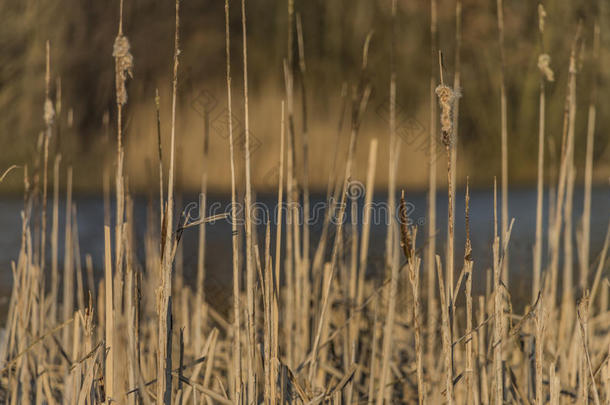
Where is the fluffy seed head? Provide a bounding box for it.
[435,84,455,147]
[44,99,55,126]
[537,54,554,82]
[538,4,546,34]
[113,35,133,106]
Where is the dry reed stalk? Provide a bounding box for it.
[195,173,207,353]
[223,0,242,398]
[71,205,85,312]
[534,294,546,405]
[496,0,509,287]
[349,138,378,400]
[50,154,61,325]
[155,88,164,230]
[464,180,477,404]
[77,304,99,404]
[346,167,359,404]
[124,195,138,405]
[378,3,399,401]
[194,111,210,351]
[113,0,132,317]
[309,262,333,385]
[436,255,454,404]
[103,170,111,241]
[497,218,516,404]
[533,3,552,301]
[448,0,461,320]
[549,363,559,403]
[53,76,62,154]
[606,341,610,402]
[436,52,456,312]
[104,225,114,403]
[287,0,294,68]
[4,169,28,400]
[285,5,297,325]
[384,0,398,292]
[270,101,285,405]
[356,138,378,311]
[283,58,296,368]
[157,1,180,403]
[601,281,609,315]
[559,25,583,350]
[287,54,306,366]
[296,15,311,352]
[588,221,610,314]
[492,178,503,405]
[202,329,219,401]
[547,24,581,323]
[239,0,256,399]
[400,192,424,404]
[62,167,73,348]
[69,310,82,399]
[560,159,576,336]
[478,296,489,404]
[580,22,600,290]
[367,299,380,404]
[436,57,460,394]
[41,40,53,282]
[577,293,601,405]
[426,0,438,378]
[262,224,273,405]
[174,158,185,327]
[381,179,402,394]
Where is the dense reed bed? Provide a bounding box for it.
[1,1,609,404]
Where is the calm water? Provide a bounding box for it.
[0,187,608,308]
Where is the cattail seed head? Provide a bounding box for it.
[113,35,133,106]
[537,4,546,34]
[435,84,455,147]
[537,54,554,82]
[399,191,413,261]
[44,99,55,127]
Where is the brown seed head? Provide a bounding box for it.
[537,54,554,82]
[537,4,546,34]
[399,191,413,261]
[435,84,455,147]
[113,35,133,106]
[44,99,55,127]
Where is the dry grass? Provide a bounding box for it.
[1,1,610,405]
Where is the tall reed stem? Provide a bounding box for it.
[224,0,242,398]
[240,0,256,400]
[426,0,438,376]
[533,3,550,301]
[496,0,509,287]
[157,1,180,403]
[580,22,600,290]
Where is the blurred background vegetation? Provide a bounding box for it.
[1,0,609,193]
